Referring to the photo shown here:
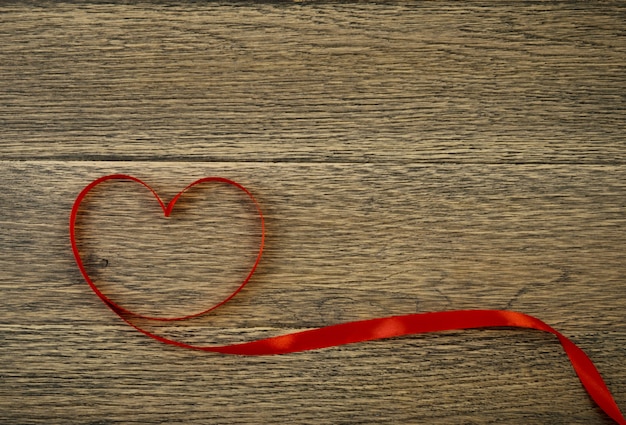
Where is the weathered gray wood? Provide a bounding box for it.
[1,2,625,424]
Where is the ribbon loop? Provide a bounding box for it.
[70,175,625,424]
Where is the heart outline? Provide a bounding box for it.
[69,174,265,321]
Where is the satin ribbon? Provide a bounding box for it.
[70,174,625,424]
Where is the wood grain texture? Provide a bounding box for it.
[0,2,624,163]
[1,2,625,424]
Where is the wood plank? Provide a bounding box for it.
[1,2,625,163]
[2,1,625,423]
[1,161,625,423]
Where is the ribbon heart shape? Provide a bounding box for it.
[70,175,625,424]
[70,174,265,321]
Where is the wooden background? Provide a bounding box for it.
[1,2,625,423]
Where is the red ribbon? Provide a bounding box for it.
[70,174,625,424]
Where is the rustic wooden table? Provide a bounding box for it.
[1,2,625,424]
